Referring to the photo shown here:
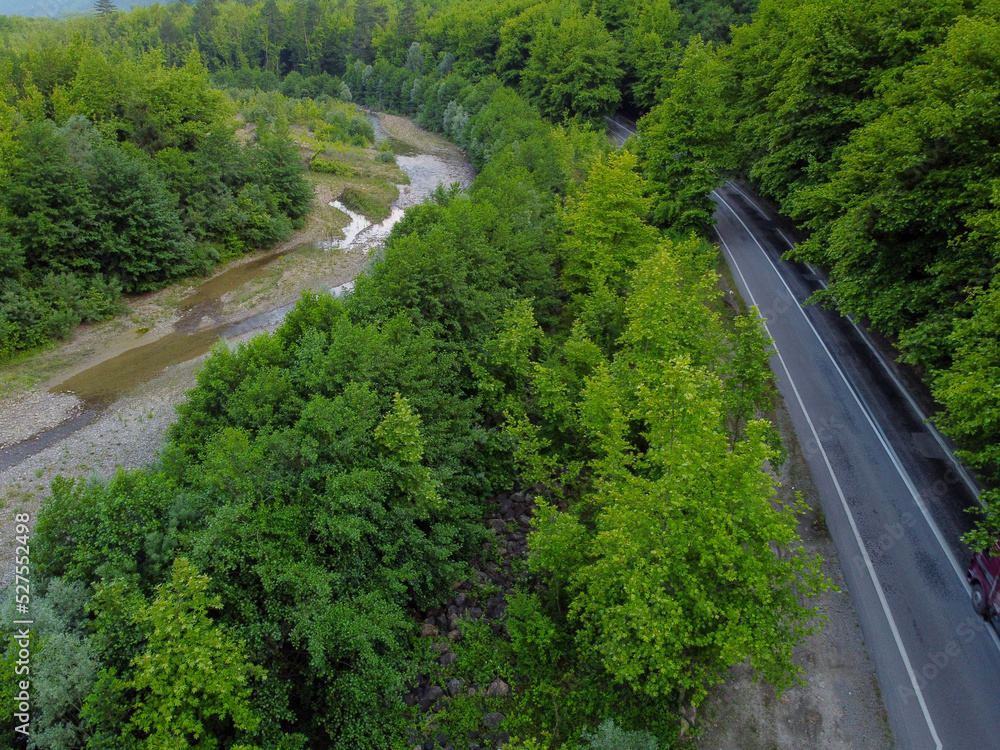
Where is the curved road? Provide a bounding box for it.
[608,116,1000,749]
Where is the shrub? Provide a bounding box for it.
[579,720,659,750]
[310,157,357,176]
[341,186,392,221]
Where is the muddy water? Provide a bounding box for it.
[52,247,301,408]
[11,118,474,444]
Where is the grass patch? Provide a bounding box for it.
[0,339,80,399]
[310,157,358,176]
[341,184,398,222]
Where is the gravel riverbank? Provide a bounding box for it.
[0,114,473,587]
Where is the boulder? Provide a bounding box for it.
[485,678,510,698]
[482,712,505,730]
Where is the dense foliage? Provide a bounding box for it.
[655,0,1000,537]
[1,0,830,747]
[0,44,313,360]
[0,0,758,360]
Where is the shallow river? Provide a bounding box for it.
[0,118,474,471]
[50,145,474,408]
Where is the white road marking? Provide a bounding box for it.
[713,189,970,589]
[713,217,944,750]
[723,181,982,501]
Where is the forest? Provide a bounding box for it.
[0,0,997,746]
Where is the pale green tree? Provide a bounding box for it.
[126,559,262,750]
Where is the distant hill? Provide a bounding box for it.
[0,0,160,18]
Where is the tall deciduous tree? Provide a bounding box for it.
[529,237,826,705]
[789,15,1000,342]
[622,0,680,109]
[637,35,732,233]
[126,559,262,749]
[521,10,623,122]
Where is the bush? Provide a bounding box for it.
[579,720,659,750]
[341,186,393,221]
[310,157,358,176]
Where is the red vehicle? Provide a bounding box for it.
[967,539,1000,628]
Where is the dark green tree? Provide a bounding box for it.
[261,0,287,74]
[93,0,118,17]
[3,120,99,276]
[88,141,195,292]
[637,36,733,233]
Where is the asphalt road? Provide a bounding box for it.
[710,181,1000,750]
[605,113,1000,747]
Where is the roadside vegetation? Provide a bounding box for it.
[0,0,919,747]
[653,0,1000,544]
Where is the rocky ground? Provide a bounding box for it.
[405,488,536,750]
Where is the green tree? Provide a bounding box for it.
[521,10,623,122]
[495,1,562,87]
[637,36,732,232]
[728,0,965,207]
[351,0,388,64]
[530,241,826,703]
[3,120,99,276]
[94,0,118,17]
[260,0,287,74]
[89,140,195,291]
[126,558,262,750]
[404,41,423,71]
[790,16,1000,344]
[248,122,313,225]
[561,151,658,297]
[559,151,657,351]
[621,0,680,109]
